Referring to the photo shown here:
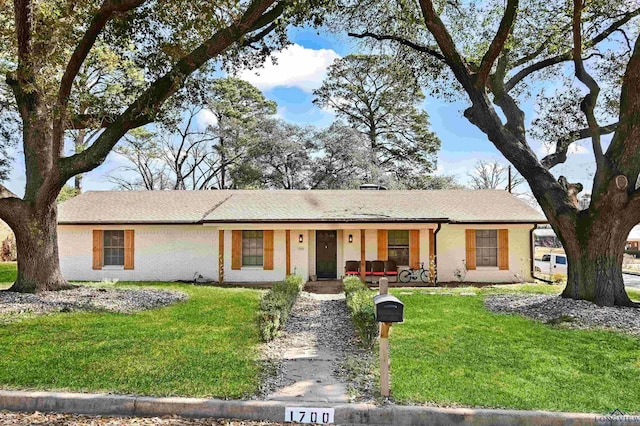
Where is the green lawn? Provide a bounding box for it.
[0,280,263,398]
[389,288,640,414]
[0,262,16,284]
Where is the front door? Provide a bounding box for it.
[316,230,337,279]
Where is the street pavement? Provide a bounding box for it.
[624,273,640,289]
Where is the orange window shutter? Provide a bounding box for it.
[232,230,242,270]
[498,229,509,270]
[124,230,135,270]
[92,230,103,270]
[429,229,435,260]
[465,229,476,270]
[377,230,388,260]
[409,230,420,269]
[263,230,274,270]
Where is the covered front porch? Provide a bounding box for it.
[214,224,438,285]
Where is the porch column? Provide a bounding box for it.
[360,229,366,283]
[286,230,291,276]
[218,230,224,284]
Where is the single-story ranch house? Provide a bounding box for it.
[57,190,547,284]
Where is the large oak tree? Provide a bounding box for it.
[0,0,327,292]
[346,0,640,306]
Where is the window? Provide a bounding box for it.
[242,230,263,266]
[476,230,497,267]
[556,255,567,265]
[103,230,125,266]
[388,230,409,266]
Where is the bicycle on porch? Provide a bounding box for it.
[398,262,430,283]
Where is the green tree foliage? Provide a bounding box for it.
[313,54,441,187]
[252,119,313,189]
[341,0,640,305]
[0,0,332,292]
[206,77,277,189]
[56,185,81,204]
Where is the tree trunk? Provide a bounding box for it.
[558,212,636,307]
[8,204,70,293]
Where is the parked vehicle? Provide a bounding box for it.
[534,253,568,275]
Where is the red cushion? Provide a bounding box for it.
[372,272,385,276]
[346,271,359,275]
[385,271,398,275]
[365,271,373,275]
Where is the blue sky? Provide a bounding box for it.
[4,25,598,197]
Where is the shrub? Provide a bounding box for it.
[343,277,377,348]
[344,276,367,298]
[284,274,305,291]
[552,273,566,284]
[346,289,378,348]
[257,274,303,342]
[0,236,16,262]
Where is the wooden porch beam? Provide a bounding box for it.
[360,229,366,283]
[218,229,224,284]
[286,230,291,276]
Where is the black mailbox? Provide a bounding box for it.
[374,294,404,323]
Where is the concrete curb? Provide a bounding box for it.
[0,390,602,425]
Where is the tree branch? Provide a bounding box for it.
[605,31,640,195]
[69,113,117,129]
[0,183,27,229]
[58,0,282,182]
[572,0,605,184]
[418,0,474,91]
[476,0,518,88]
[505,7,640,92]
[347,32,446,62]
[54,0,148,155]
[13,0,32,65]
[58,0,147,107]
[541,123,617,169]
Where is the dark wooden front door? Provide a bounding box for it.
[316,230,337,279]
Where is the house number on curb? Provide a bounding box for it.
[284,407,335,424]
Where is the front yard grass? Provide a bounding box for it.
[0,281,263,398]
[0,262,16,284]
[389,287,640,414]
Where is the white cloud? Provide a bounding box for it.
[195,108,218,128]
[237,44,340,92]
[539,141,589,157]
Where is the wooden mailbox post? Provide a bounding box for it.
[374,277,404,397]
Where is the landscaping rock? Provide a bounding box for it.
[485,294,640,336]
[0,287,188,317]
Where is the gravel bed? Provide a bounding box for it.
[0,286,188,317]
[485,294,640,336]
[0,411,281,425]
[258,292,376,403]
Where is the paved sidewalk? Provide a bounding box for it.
[266,292,351,403]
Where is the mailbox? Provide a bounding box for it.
[374,294,404,323]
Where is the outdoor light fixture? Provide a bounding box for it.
[299,234,304,243]
[348,234,353,243]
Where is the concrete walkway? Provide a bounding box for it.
[266,292,351,403]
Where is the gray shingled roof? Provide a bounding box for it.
[57,190,546,224]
